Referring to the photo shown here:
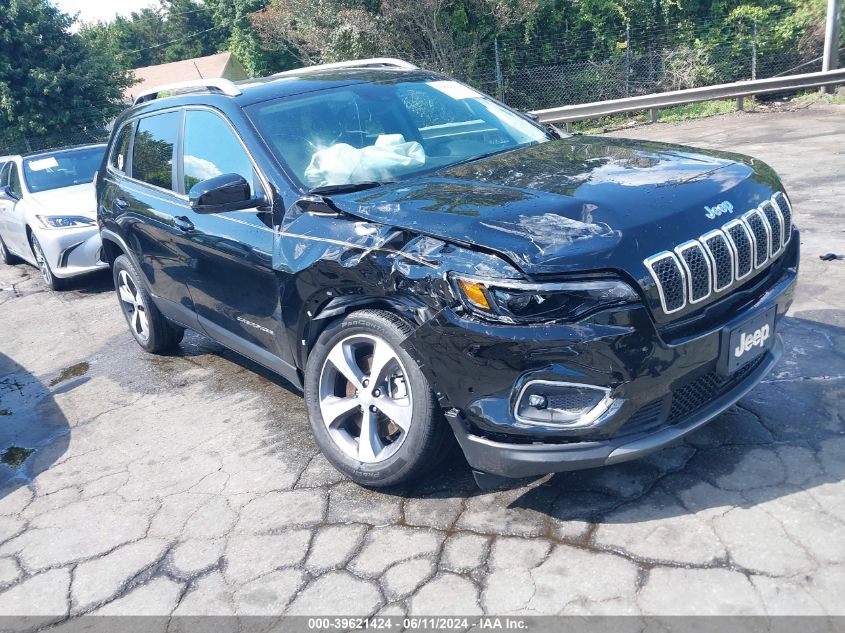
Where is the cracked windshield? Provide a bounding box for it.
[248,79,549,190]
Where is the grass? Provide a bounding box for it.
[1,446,34,468]
[572,98,750,134]
[792,90,845,107]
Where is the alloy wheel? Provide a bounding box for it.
[117,269,150,342]
[31,237,53,286]
[318,334,413,463]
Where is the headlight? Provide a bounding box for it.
[451,274,640,323]
[35,215,96,229]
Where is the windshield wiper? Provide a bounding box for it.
[309,181,395,195]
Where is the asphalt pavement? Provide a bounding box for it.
[0,104,843,619]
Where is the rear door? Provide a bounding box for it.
[176,108,286,364]
[118,110,198,324]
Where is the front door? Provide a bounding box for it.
[3,164,29,257]
[177,109,287,365]
[0,163,15,250]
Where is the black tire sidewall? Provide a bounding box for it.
[112,255,174,353]
[304,311,438,487]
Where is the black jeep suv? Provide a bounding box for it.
[96,59,798,488]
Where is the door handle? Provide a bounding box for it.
[114,197,130,211]
[173,216,195,232]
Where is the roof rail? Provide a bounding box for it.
[273,58,418,77]
[133,78,242,106]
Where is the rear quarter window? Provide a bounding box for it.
[131,112,180,190]
[110,123,134,174]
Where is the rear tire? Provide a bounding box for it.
[304,309,449,488]
[112,255,184,353]
[29,234,65,290]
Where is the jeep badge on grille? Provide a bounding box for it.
[705,201,734,220]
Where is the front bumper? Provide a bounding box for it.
[444,338,780,478]
[35,225,108,278]
[402,241,797,479]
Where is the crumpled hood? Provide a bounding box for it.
[334,137,782,275]
[28,183,97,218]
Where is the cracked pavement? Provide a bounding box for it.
[0,105,844,620]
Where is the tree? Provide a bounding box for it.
[0,0,135,152]
[204,0,295,75]
[78,0,227,70]
[250,0,540,76]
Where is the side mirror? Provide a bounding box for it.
[189,173,256,214]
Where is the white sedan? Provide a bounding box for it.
[0,144,109,289]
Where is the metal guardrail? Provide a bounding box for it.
[531,68,845,124]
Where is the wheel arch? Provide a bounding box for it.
[298,296,428,370]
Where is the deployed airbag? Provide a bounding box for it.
[304,134,425,188]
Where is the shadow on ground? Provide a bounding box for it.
[0,352,70,498]
[384,313,845,524]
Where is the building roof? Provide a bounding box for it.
[125,52,249,102]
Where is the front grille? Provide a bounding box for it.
[644,192,792,315]
[667,357,764,424]
[618,356,766,438]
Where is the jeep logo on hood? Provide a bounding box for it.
[705,201,734,220]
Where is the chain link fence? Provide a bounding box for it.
[456,8,840,111]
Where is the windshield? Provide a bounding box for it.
[247,78,549,190]
[23,146,106,193]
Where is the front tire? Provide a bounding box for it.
[304,310,449,487]
[0,234,19,266]
[112,254,184,353]
[29,234,65,290]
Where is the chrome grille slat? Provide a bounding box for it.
[644,252,686,314]
[772,192,793,245]
[760,201,783,256]
[644,192,792,316]
[675,241,711,303]
[743,209,771,269]
[700,230,734,292]
[723,219,754,280]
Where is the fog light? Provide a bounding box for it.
[527,394,548,409]
[515,381,614,428]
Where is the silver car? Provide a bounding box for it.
[0,144,108,289]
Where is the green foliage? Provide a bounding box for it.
[204,0,295,75]
[0,0,134,152]
[78,0,226,70]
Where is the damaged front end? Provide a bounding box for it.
[273,136,799,487]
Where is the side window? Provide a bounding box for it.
[132,112,180,190]
[110,122,133,173]
[182,110,258,194]
[9,165,22,198]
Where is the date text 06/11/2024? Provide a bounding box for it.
[306,617,529,630]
